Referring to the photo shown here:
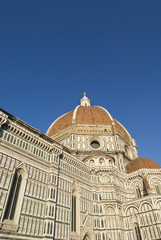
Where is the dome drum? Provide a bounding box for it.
[83,154,117,168]
[47,94,138,163]
[87,136,104,151]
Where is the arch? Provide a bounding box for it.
[155,200,161,209]
[102,175,111,184]
[139,201,152,212]
[105,206,115,215]
[129,179,142,189]
[149,177,161,194]
[125,206,138,216]
[149,177,161,185]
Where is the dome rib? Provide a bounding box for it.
[47,110,74,136]
[75,106,112,125]
[114,119,131,139]
[72,105,80,124]
[46,105,131,139]
[95,106,113,121]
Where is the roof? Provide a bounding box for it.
[47,105,131,139]
[48,110,74,135]
[75,106,112,125]
[126,157,160,173]
[47,93,131,139]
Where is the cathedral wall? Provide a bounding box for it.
[0,111,160,240]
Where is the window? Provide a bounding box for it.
[4,171,22,220]
[83,234,90,240]
[3,167,27,229]
[99,158,105,165]
[109,159,112,166]
[136,187,141,198]
[89,159,94,165]
[91,140,100,149]
[155,185,161,195]
[135,224,142,240]
[71,195,76,232]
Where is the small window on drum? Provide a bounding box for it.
[91,140,100,149]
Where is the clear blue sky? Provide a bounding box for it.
[0,1,161,166]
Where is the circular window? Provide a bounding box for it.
[91,140,100,149]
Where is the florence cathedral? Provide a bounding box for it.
[0,93,160,240]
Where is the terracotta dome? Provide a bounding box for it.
[47,93,131,139]
[126,158,160,174]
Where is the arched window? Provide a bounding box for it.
[3,167,27,228]
[136,187,141,198]
[101,219,104,228]
[102,233,105,240]
[143,177,149,196]
[4,169,21,220]
[155,185,161,195]
[83,234,91,240]
[109,160,112,166]
[71,194,76,232]
[135,223,142,240]
[99,158,105,165]
[98,233,101,240]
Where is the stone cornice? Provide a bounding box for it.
[0,110,8,127]
[0,109,91,174]
[0,108,70,153]
[126,168,161,180]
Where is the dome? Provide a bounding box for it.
[46,93,131,139]
[126,158,160,174]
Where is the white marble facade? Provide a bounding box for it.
[0,95,160,240]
